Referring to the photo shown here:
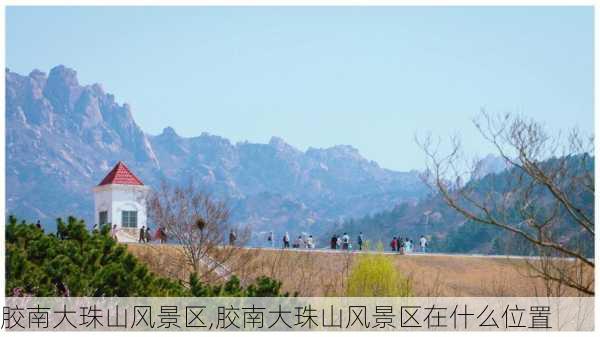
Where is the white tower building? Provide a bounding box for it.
[93,161,150,232]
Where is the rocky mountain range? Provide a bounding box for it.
[6,65,428,241]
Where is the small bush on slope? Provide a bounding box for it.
[346,242,411,297]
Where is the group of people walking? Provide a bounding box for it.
[330,232,364,250]
[267,231,316,249]
[271,231,429,253]
[326,232,428,254]
[390,235,428,253]
[89,223,168,243]
[136,225,168,244]
[95,222,428,252]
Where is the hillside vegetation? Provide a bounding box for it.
[5,216,285,297]
[326,154,594,257]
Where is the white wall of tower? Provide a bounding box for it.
[92,184,149,229]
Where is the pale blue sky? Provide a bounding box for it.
[6,6,594,171]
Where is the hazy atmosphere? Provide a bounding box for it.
[7,6,593,171]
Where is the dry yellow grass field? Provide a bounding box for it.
[127,244,593,297]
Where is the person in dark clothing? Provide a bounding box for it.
[330,234,337,249]
[145,227,152,243]
[159,227,167,244]
[267,231,274,248]
[283,232,290,248]
[139,226,146,243]
[357,232,364,250]
[35,220,44,232]
[229,229,237,246]
[391,237,397,252]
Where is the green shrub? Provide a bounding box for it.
[346,244,411,297]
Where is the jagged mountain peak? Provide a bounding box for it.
[472,153,508,180]
[160,126,179,138]
[28,69,47,81]
[306,144,365,163]
[269,136,286,146]
[47,64,79,89]
[6,65,427,236]
[268,136,301,154]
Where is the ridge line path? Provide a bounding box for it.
[243,246,591,262]
[128,242,592,263]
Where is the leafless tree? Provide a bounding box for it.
[146,179,250,283]
[417,111,594,295]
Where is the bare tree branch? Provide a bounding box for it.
[417,112,594,295]
[146,179,251,283]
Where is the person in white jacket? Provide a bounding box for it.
[419,235,428,253]
[404,238,412,253]
[306,235,314,249]
[342,233,350,250]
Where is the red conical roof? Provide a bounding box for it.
[98,161,144,186]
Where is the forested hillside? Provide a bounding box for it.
[326,154,594,257]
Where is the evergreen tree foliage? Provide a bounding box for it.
[6,216,285,297]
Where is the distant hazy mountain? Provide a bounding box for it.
[329,154,593,256]
[6,65,427,239]
[472,154,509,180]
